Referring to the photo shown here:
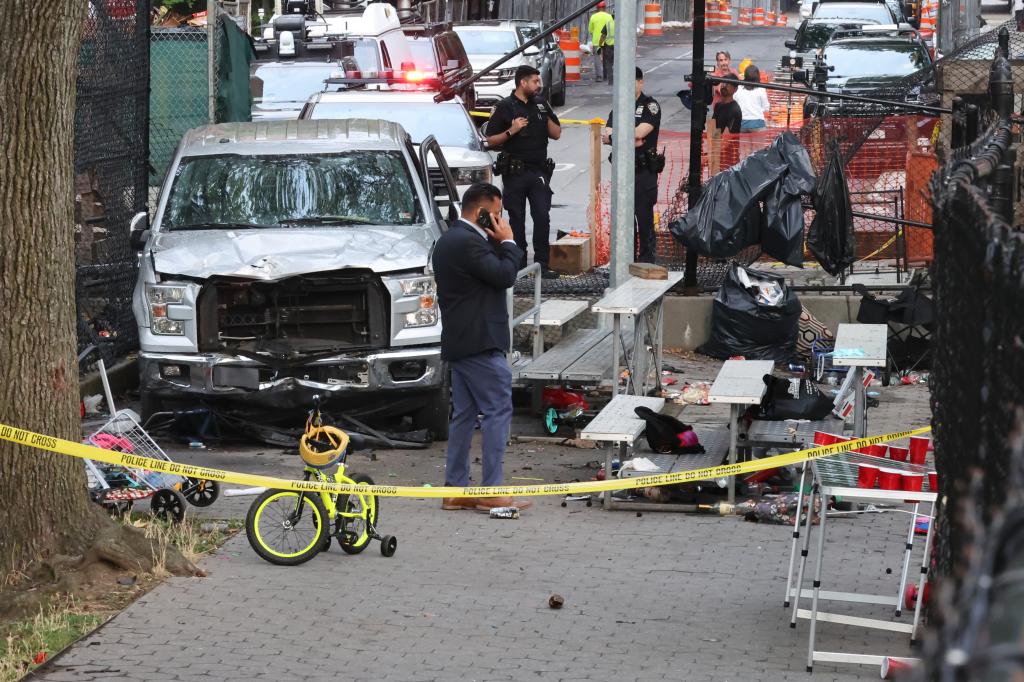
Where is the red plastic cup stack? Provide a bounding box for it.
[857,463,880,489]
[878,468,902,490]
[909,436,930,465]
[888,445,909,463]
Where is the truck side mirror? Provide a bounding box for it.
[785,39,798,50]
[523,46,540,57]
[129,211,150,250]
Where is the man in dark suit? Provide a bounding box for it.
[432,183,532,512]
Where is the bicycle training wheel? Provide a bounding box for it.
[246,490,328,566]
[337,474,378,555]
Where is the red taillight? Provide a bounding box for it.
[406,70,425,81]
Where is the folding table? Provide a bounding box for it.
[787,449,936,672]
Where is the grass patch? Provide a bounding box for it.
[0,515,240,681]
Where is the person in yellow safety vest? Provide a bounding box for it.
[588,2,615,84]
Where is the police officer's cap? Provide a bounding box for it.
[636,67,644,80]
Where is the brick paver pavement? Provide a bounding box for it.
[44,363,932,681]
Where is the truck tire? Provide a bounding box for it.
[413,374,450,441]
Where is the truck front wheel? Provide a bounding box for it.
[412,374,450,441]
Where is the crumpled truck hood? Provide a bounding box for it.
[150,225,437,280]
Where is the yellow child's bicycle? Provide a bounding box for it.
[245,398,397,566]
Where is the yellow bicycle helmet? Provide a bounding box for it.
[299,425,350,469]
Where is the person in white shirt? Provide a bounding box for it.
[733,64,771,132]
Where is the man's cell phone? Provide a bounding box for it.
[478,208,494,231]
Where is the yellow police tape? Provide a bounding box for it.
[0,422,930,499]
[469,110,605,126]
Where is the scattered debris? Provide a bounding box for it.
[489,507,520,519]
[548,594,565,609]
[676,382,712,406]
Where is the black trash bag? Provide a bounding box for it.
[698,263,801,361]
[762,135,816,266]
[668,132,815,261]
[753,375,834,421]
[634,406,706,454]
[807,143,855,276]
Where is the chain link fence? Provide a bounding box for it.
[76,0,150,369]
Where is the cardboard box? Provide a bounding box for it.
[550,236,592,275]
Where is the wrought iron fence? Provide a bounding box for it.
[911,28,1024,681]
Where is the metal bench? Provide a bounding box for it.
[579,394,666,510]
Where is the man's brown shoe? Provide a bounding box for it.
[475,496,533,512]
[441,497,477,510]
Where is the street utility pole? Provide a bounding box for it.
[609,0,638,288]
[683,0,706,293]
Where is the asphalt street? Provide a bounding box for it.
[544,24,793,242]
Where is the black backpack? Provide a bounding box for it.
[634,406,705,454]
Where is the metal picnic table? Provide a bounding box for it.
[708,359,774,503]
[579,394,665,510]
[590,272,684,397]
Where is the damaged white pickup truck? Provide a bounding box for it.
[130,119,461,439]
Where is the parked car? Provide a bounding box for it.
[510,20,567,106]
[801,26,934,117]
[784,16,884,65]
[801,0,905,21]
[402,23,478,112]
[452,22,548,112]
[130,119,460,437]
[300,91,492,193]
[250,3,416,120]
[809,0,899,23]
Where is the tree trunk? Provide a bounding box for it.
[0,0,112,577]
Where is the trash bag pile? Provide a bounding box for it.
[699,263,801,361]
[668,132,816,266]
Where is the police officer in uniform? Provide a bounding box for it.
[602,67,663,264]
[485,65,562,278]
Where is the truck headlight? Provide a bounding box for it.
[496,67,516,82]
[454,166,492,185]
[398,276,436,297]
[398,276,438,328]
[146,284,186,335]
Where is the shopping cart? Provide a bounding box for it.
[85,410,219,523]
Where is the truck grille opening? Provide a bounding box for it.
[197,271,388,354]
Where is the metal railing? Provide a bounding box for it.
[508,263,544,362]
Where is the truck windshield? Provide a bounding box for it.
[163,152,422,230]
[825,43,928,79]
